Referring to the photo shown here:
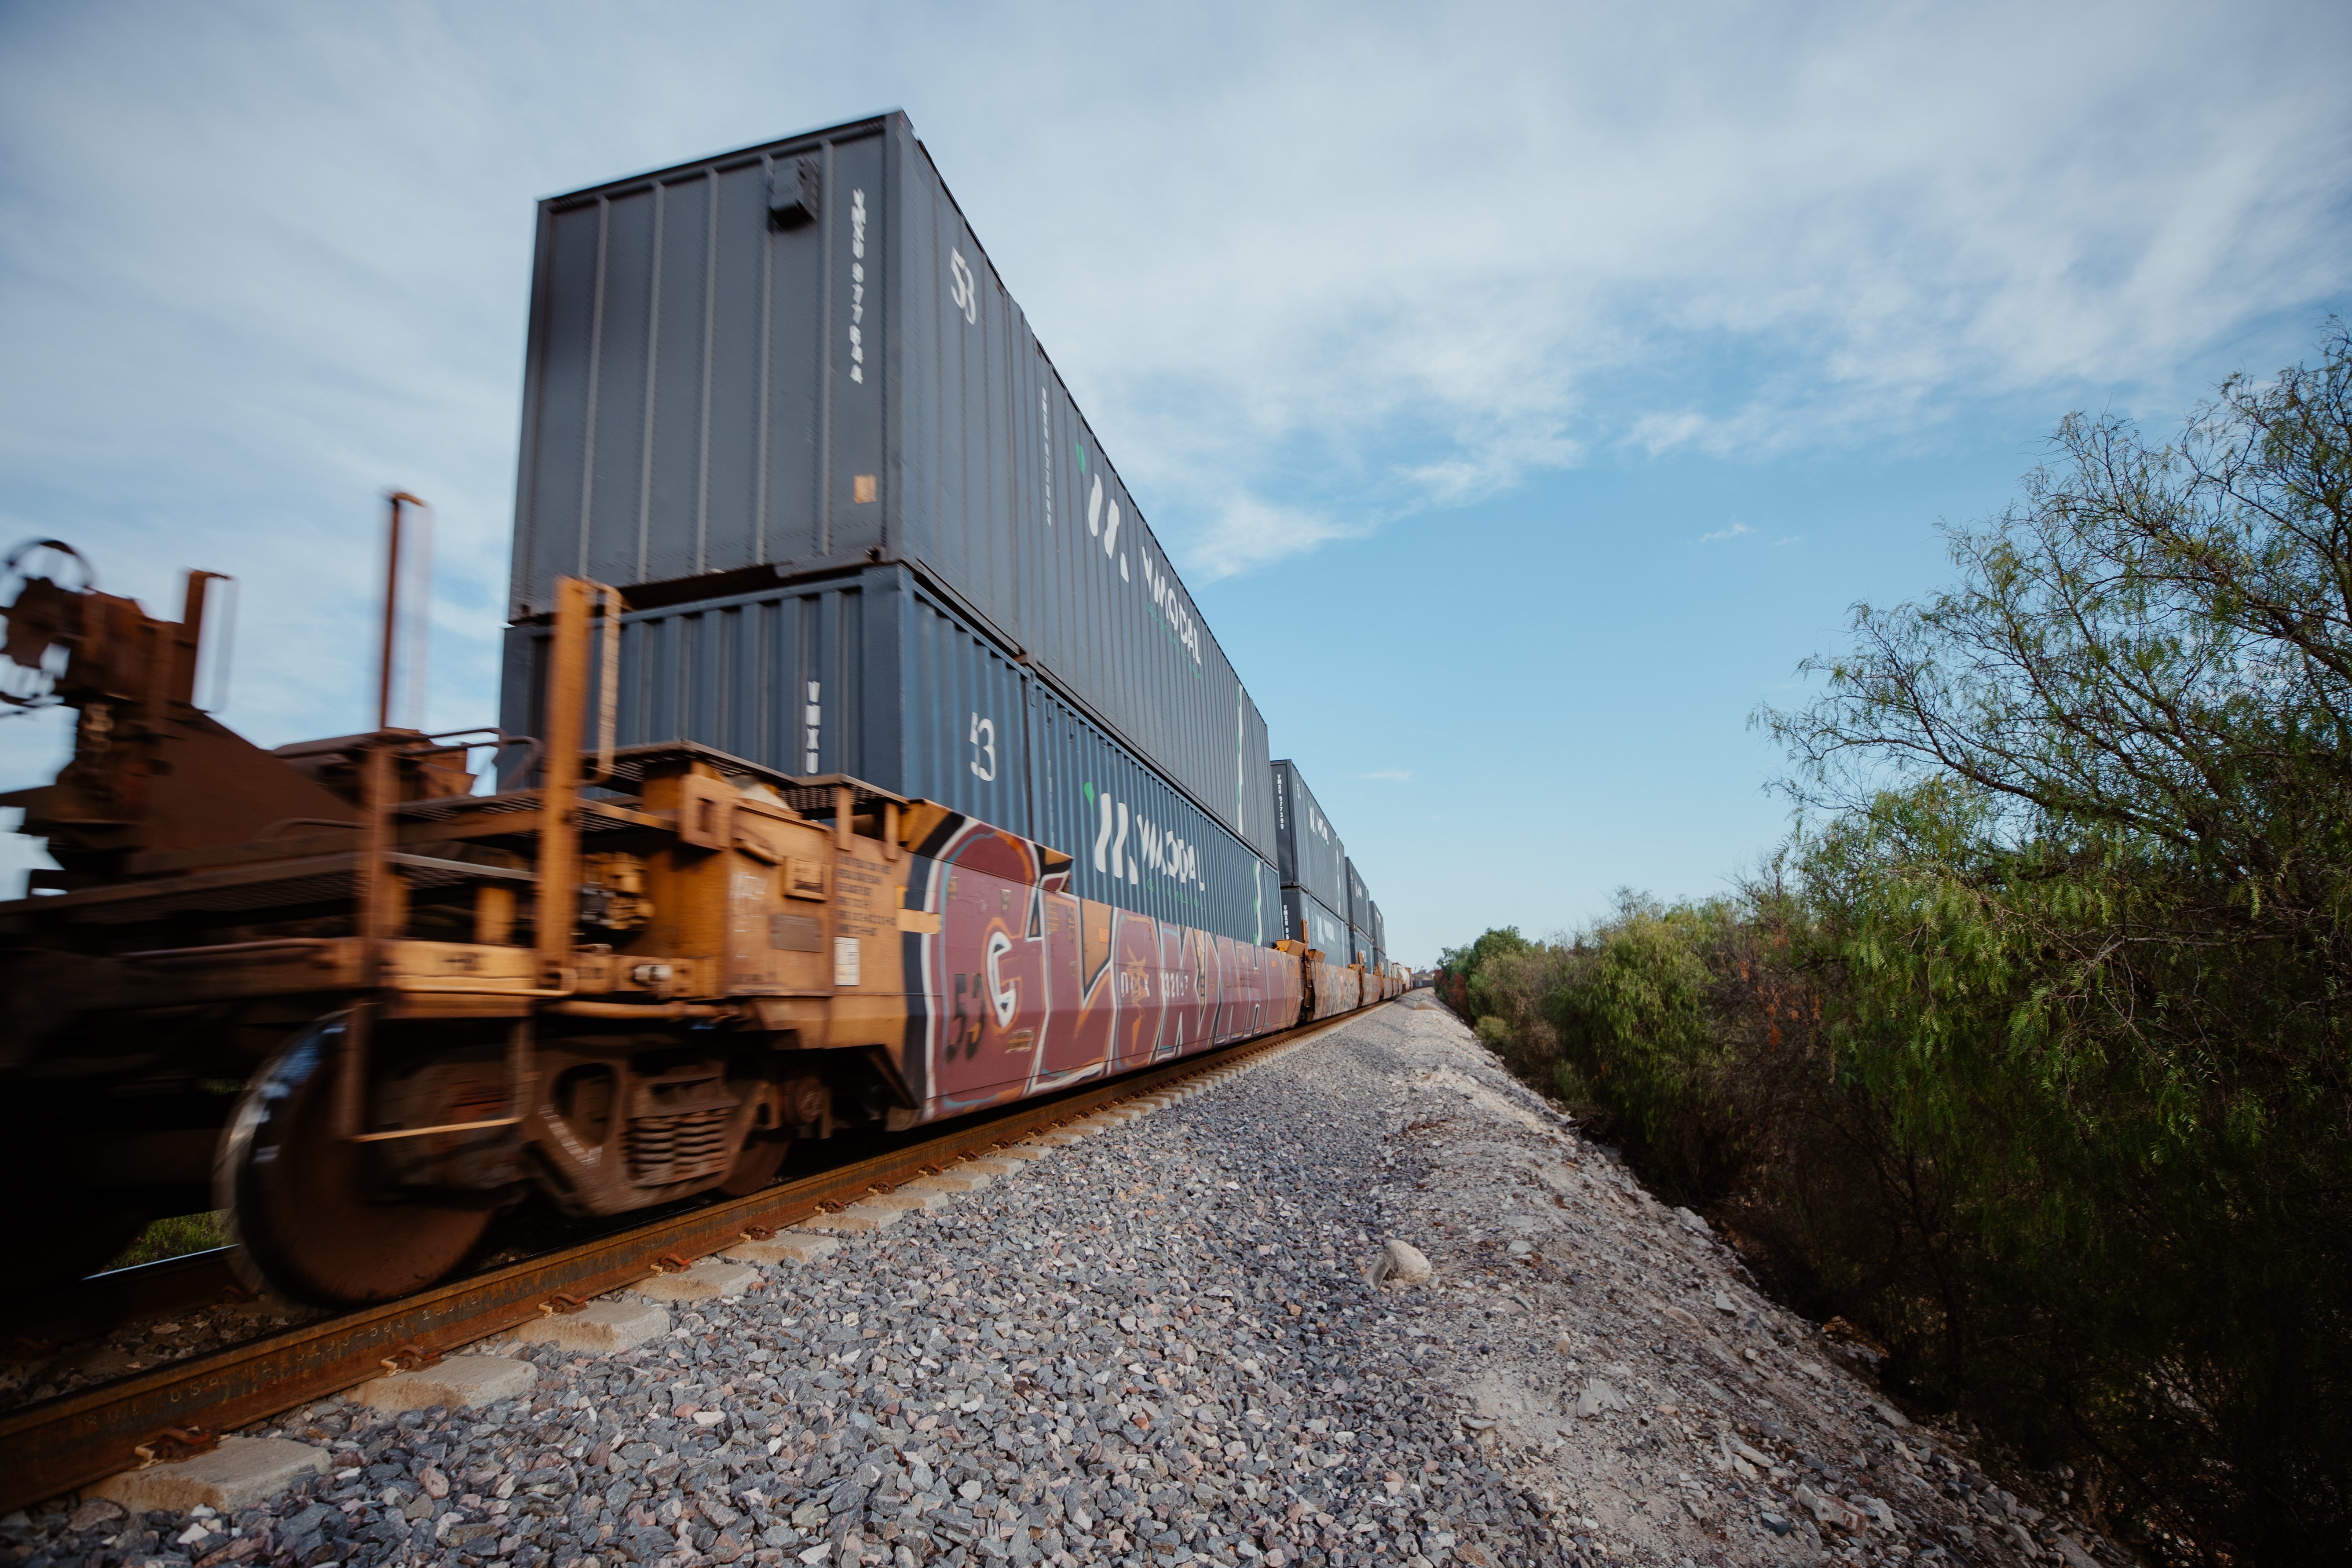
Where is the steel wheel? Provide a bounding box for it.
[716,1131,794,1197]
[216,1015,494,1306]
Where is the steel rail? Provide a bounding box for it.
[0,1009,1365,1511]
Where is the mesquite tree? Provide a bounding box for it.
[1767,323,2352,1562]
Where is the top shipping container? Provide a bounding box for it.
[1345,856,1371,937]
[1270,760,1345,917]
[504,111,1276,864]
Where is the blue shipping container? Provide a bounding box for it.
[1272,760,1346,918]
[1280,885,1350,965]
[501,564,1277,945]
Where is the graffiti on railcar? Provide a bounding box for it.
[906,808,1309,1119]
[914,819,1053,1116]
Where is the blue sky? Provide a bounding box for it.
[4,2,2348,964]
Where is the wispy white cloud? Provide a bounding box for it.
[1358,769,1413,782]
[1627,411,1712,457]
[1004,3,2352,567]
[1186,493,1369,582]
[1699,522,1754,544]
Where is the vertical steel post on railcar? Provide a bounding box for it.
[341,490,425,1139]
[173,569,226,709]
[536,577,592,989]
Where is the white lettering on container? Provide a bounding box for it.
[803,680,821,775]
[848,190,867,384]
[1074,467,1203,669]
[949,249,977,326]
[1135,547,1202,665]
[1088,786,1204,892]
[969,712,996,781]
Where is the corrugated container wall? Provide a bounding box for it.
[503,111,1275,864]
[1345,857,1371,937]
[1370,901,1387,966]
[500,565,1275,947]
[1028,682,1277,947]
[1280,886,1350,964]
[1270,761,1345,917]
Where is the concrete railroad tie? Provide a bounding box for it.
[353,1354,538,1414]
[513,1299,670,1351]
[93,1438,324,1515]
[724,1234,840,1265]
[636,1261,759,1301]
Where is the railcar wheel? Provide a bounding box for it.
[715,1131,794,1197]
[216,1016,493,1306]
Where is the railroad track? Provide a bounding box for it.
[0,1011,1362,1512]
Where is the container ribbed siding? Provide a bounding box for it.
[1370,899,1387,967]
[1270,760,1345,918]
[504,111,1277,863]
[1344,858,1377,967]
[1280,885,1350,964]
[500,565,1277,947]
[1029,682,1278,948]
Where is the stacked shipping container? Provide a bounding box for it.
[1270,759,1354,963]
[1279,885,1350,964]
[1271,760,1345,915]
[1344,857,1381,968]
[502,111,1273,863]
[498,110,1387,974]
[501,565,1280,945]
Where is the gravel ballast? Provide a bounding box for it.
[7,997,2133,1568]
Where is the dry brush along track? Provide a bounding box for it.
[0,1012,1362,1513]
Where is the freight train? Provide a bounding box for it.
[0,113,1406,1307]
